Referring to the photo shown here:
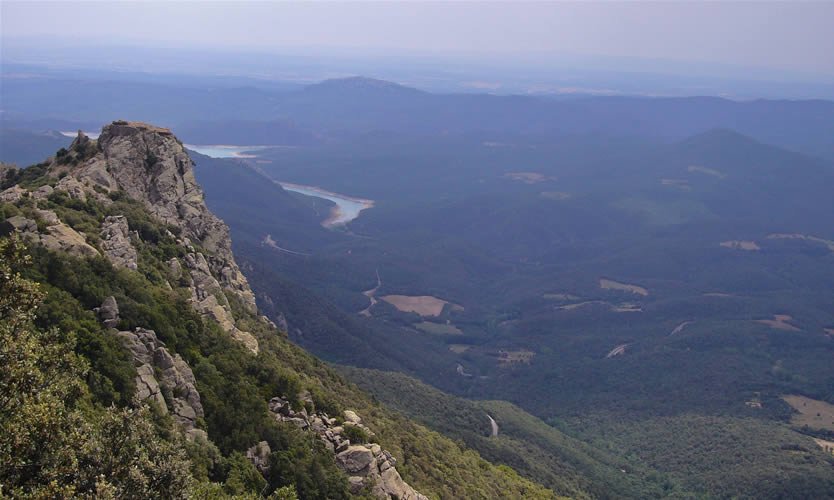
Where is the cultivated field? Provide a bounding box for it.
[782,395,834,432]
[381,295,460,317]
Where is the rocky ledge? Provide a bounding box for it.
[248,395,428,499]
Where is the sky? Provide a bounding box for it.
[2,1,834,78]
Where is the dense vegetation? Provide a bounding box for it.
[192,121,834,497]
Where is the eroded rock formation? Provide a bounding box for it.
[264,395,428,500]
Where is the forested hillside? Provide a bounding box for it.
[0,122,553,499]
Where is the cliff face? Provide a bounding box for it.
[55,122,260,352]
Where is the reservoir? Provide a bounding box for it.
[279,182,374,227]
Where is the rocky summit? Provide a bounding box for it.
[6,122,261,353]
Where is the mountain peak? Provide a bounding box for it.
[304,76,424,95]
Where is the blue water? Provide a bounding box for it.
[279,183,373,227]
[185,145,269,158]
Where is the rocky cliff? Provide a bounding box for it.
[7,122,261,352]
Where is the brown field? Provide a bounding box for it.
[688,165,726,179]
[756,314,800,331]
[497,349,535,367]
[504,171,550,184]
[381,295,460,317]
[767,233,834,252]
[720,240,761,251]
[416,321,462,335]
[600,278,649,296]
[448,344,471,354]
[782,395,834,432]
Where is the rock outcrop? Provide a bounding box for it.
[2,210,100,258]
[100,215,138,270]
[31,123,260,352]
[265,395,428,500]
[98,297,205,439]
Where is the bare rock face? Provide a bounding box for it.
[112,316,204,434]
[0,185,25,203]
[100,215,138,270]
[246,441,272,475]
[93,121,256,308]
[60,122,259,352]
[3,210,99,258]
[96,295,120,328]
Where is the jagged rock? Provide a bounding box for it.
[0,185,25,202]
[97,296,120,328]
[348,476,365,494]
[92,121,257,311]
[337,446,375,474]
[246,441,271,475]
[32,185,54,200]
[168,258,183,280]
[8,210,100,258]
[114,327,203,432]
[344,410,362,425]
[100,215,138,270]
[41,121,261,352]
[183,251,258,353]
[135,364,166,410]
[35,209,60,226]
[3,215,37,233]
[267,395,427,499]
[54,176,87,201]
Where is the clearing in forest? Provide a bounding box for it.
[688,165,726,179]
[600,278,649,296]
[767,233,834,252]
[720,240,760,251]
[497,349,535,367]
[381,295,461,317]
[782,395,834,432]
[416,321,462,335]
[504,172,550,184]
[756,314,800,331]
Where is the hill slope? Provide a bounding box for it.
[0,122,554,498]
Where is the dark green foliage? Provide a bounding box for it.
[264,424,350,499]
[340,424,370,444]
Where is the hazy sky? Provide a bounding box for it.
[3,1,834,77]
